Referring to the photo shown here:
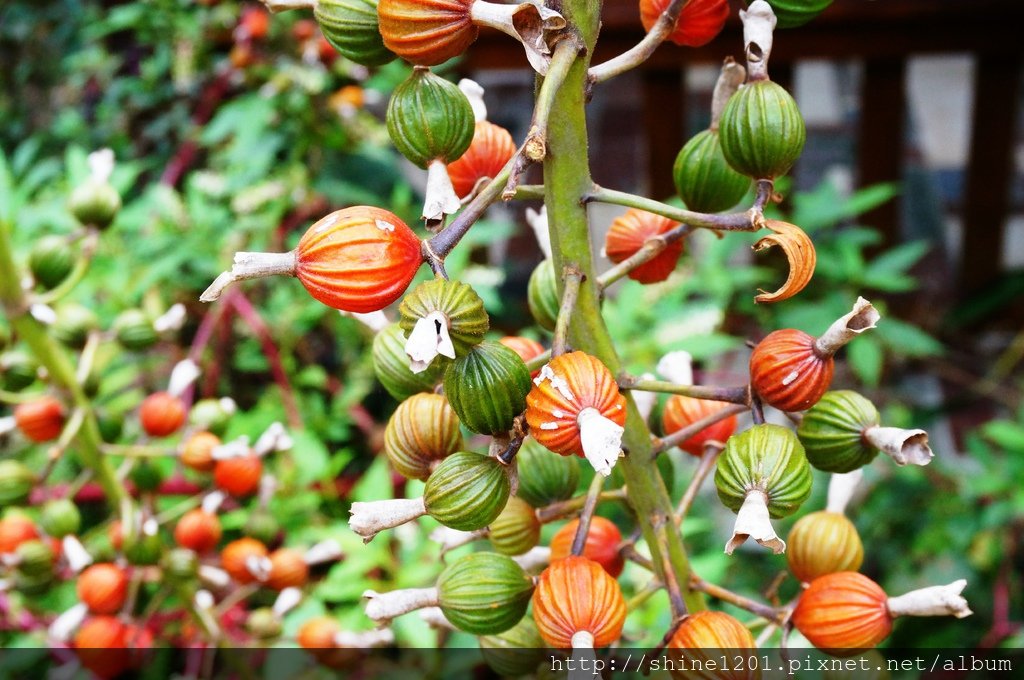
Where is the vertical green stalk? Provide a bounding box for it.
[0,219,126,507]
[542,1,704,613]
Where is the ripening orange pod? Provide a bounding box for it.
[14,396,65,442]
[662,395,738,456]
[668,611,760,680]
[298,616,340,649]
[214,454,263,497]
[174,509,222,554]
[498,336,545,377]
[790,572,892,654]
[549,516,625,578]
[180,431,220,472]
[77,563,129,615]
[0,515,39,554]
[377,0,477,66]
[532,556,626,649]
[603,209,683,284]
[221,537,269,584]
[786,511,864,584]
[74,616,130,679]
[640,0,729,48]
[139,391,187,437]
[525,351,627,477]
[447,121,517,199]
[266,548,309,590]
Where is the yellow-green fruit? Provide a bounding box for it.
[424,451,510,531]
[487,496,541,556]
[787,511,864,583]
[40,498,81,538]
[0,460,36,507]
[437,552,535,635]
[383,393,462,481]
[315,0,396,66]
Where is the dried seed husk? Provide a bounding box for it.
[753,219,816,304]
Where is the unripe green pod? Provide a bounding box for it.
[0,460,36,507]
[51,303,99,349]
[754,0,833,29]
[16,539,55,579]
[514,438,580,507]
[797,390,880,473]
[386,68,474,168]
[243,508,281,546]
[673,129,751,213]
[0,351,38,392]
[373,323,444,401]
[715,424,812,518]
[124,530,163,566]
[113,309,158,351]
[129,459,165,493]
[480,615,546,677]
[527,259,559,332]
[719,80,806,179]
[96,409,124,443]
[437,552,535,635]
[40,498,81,538]
[14,569,53,596]
[247,607,283,640]
[188,398,234,437]
[399,278,489,361]
[68,179,121,229]
[384,392,462,481]
[29,235,75,290]
[161,547,200,583]
[443,342,532,436]
[0,323,8,351]
[424,451,510,531]
[488,496,541,556]
[315,0,396,66]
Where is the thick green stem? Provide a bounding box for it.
[0,220,126,507]
[542,0,704,614]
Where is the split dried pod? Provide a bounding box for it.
[29,235,75,290]
[40,498,81,538]
[214,453,263,497]
[662,394,738,457]
[532,556,626,649]
[527,259,560,331]
[549,516,625,577]
[668,610,759,680]
[201,206,422,313]
[525,351,627,476]
[447,120,516,199]
[640,0,729,48]
[787,511,863,583]
[479,616,546,677]
[798,390,933,472]
[0,460,37,507]
[373,323,445,401]
[399,278,489,373]
[174,509,222,554]
[77,563,129,615]
[443,341,532,436]
[749,297,879,412]
[139,391,187,437]
[315,0,396,66]
[753,219,816,304]
[383,392,462,481]
[14,396,65,443]
[487,496,541,556]
[438,551,535,635]
[753,0,833,28]
[514,437,580,507]
[221,537,269,584]
[715,424,812,554]
[603,208,683,284]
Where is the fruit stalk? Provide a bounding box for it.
[587,0,691,83]
[542,0,704,614]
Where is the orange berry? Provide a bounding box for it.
[174,509,222,554]
[266,548,309,590]
[221,537,268,584]
[214,454,262,497]
[180,431,220,472]
[549,516,625,578]
[0,515,39,554]
[14,396,65,442]
[139,392,186,437]
[77,563,129,615]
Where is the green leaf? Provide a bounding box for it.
[981,421,1024,454]
[846,335,884,387]
[865,240,930,275]
[874,317,944,357]
[0,149,14,223]
[289,430,331,485]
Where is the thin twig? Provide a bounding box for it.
[689,574,784,623]
[512,184,546,200]
[535,488,628,524]
[652,512,688,618]
[652,403,748,457]
[598,225,692,289]
[584,185,767,233]
[551,266,584,356]
[588,0,689,84]
[674,443,723,525]
[625,578,664,611]
[570,474,606,555]
[619,374,749,405]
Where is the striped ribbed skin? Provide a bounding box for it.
[398,278,489,356]
[527,259,559,331]
[798,390,880,472]
[377,0,476,65]
[479,617,546,677]
[443,341,532,435]
[669,611,759,680]
[488,496,541,556]
[640,0,729,47]
[423,451,510,530]
[760,0,834,29]
[525,351,626,458]
[673,129,751,214]
[437,552,534,635]
[315,0,395,66]
[662,394,738,457]
[791,572,892,654]
[14,396,65,442]
[77,564,128,615]
[714,424,812,518]
[749,329,834,412]
[295,206,421,313]
[372,323,444,401]
[532,556,626,648]
[447,121,516,199]
[383,393,462,481]
[498,336,545,377]
[514,437,580,507]
[549,516,625,577]
[719,80,806,179]
[604,209,683,283]
[386,68,474,167]
[787,511,864,583]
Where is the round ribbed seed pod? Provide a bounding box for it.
[113,309,158,351]
[266,548,309,591]
[398,278,489,358]
[0,460,37,507]
[314,0,395,66]
[488,496,541,556]
[443,342,532,436]
[798,390,880,472]
[373,323,444,401]
[29,235,75,290]
[715,424,812,517]
[791,571,892,654]
[384,393,462,480]
[123,530,163,566]
[77,563,129,615]
[161,547,200,583]
[0,515,38,554]
[437,552,535,635]
[787,511,864,583]
[1,351,38,392]
[188,399,234,436]
[515,438,580,507]
[640,0,729,47]
[40,498,81,538]
[129,459,165,493]
[498,336,545,376]
[719,80,806,180]
[533,556,626,648]
[51,303,99,349]
[603,209,683,284]
[68,180,121,229]
[247,607,283,640]
[14,396,65,443]
[673,129,751,213]
[139,392,186,437]
[750,329,834,412]
[668,611,759,680]
[527,259,559,331]
[757,0,834,28]
[377,0,476,66]
[549,516,625,578]
[386,68,474,168]
[480,615,546,677]
[448,121,517,199]
[424,451,511,531]
[181,431,220,473]
[16,539,55,579]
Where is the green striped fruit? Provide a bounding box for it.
[480,616,546,676]
[129,459,165,493]
[754,0,834,29]
[424,451,510,531]
[29,235,75,290]
[719,80,806,179]
[40,498,81,538]
[68,178,121,229]
[437,552,535,635]
[373,323,444,401]
[515,437,579,507]
[0,460,36,507]
[398,278,489,360]
[124,530,163,566]
[188,399,234,437]
[673,129,751,213]
[488,496,540,556]
[443,342,532,436]
[51,303,99,349]
[15,539,54,579]
[386,67,474,168]
[0,351,37,392]
[96,409,125,443]
[715,424,812,518]
[114,309,158,351]
[527,259,559,332]
[161,547,200,583]
[384,392,462,481]
[797,390,880,473]
[314,0,396,66]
